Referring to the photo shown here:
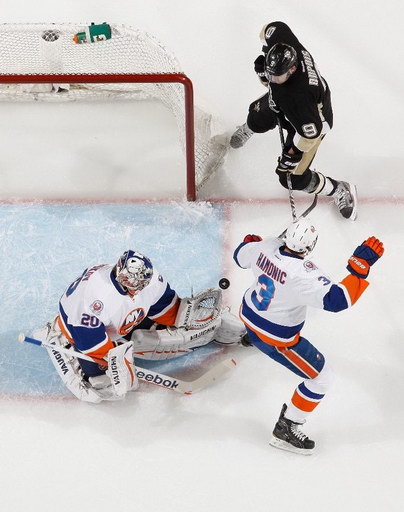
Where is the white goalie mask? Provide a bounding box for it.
[115,250,153,295]
[284,218,318,255]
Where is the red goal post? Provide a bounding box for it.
[0,23,227,201]
[0,71,197,200]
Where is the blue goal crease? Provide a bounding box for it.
[0,202,226,397]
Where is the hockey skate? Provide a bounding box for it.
[333,181,358,220]
[269,404,315,455]
[230,123,254,149]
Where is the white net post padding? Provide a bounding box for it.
[0,23,228,199]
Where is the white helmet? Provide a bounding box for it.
[284,218,318,255]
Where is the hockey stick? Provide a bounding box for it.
[277,194,318,237]
[18,334,236,395]
[276,118,317,223]
[277,119,297,221]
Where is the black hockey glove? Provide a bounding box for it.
[276,151,303,173]
[254,55,265,74]
[254,55,268,85]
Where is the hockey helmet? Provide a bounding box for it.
[265,43,297,76]
[284,218,318,255]
[115,250,153,294]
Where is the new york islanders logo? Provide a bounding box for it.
[90,300,104,315]
[119,308,146,335]
[304,260,318,272]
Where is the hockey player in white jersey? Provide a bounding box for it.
[34,250,245,403]
[233,220,384,454]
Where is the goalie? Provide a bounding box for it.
[32,250,245,403]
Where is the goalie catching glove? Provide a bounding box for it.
[347,236,384,279]
[174,287,222,329]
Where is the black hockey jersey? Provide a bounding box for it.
[260,21,333,146]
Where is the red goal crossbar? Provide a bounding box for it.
[0,73,196,200]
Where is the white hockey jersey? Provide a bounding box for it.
[58,264,179,360]
[234,237,369,346]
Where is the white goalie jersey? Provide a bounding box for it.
[58,264,180,361]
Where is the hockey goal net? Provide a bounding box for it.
[0,22,227,200]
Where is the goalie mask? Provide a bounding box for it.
[115,251,153,295]
[284,218,318,256]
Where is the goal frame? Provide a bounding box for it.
[0,72,197,201]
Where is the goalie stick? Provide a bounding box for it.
[18,333,236,395]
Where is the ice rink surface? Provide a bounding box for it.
[1,1,403,511]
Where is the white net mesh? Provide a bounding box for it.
[0,22,228,194]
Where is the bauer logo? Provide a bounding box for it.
[350,256,366,269]
[136,370,179,389]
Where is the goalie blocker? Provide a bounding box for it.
[35,288,246,402]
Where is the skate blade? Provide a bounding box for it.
[269,435,315,456]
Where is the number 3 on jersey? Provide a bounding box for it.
[251,274,275,311]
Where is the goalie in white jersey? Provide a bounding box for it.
[234,219,384,454]
[34,250,245,403]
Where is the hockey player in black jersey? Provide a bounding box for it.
[230,21,357,220]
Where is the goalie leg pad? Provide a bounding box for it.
[38,318,139,403]
[106,341,139,398]
[40,318,104,403]
[131,318,221,360]
[213,309,247,345]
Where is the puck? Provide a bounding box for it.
[219,278,230,290]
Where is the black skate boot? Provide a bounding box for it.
[241,333,253,347]
[333,181,358,220]
[269,404,315,455]
[230,123,254,149]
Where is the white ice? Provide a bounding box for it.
[0,1,403,512]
